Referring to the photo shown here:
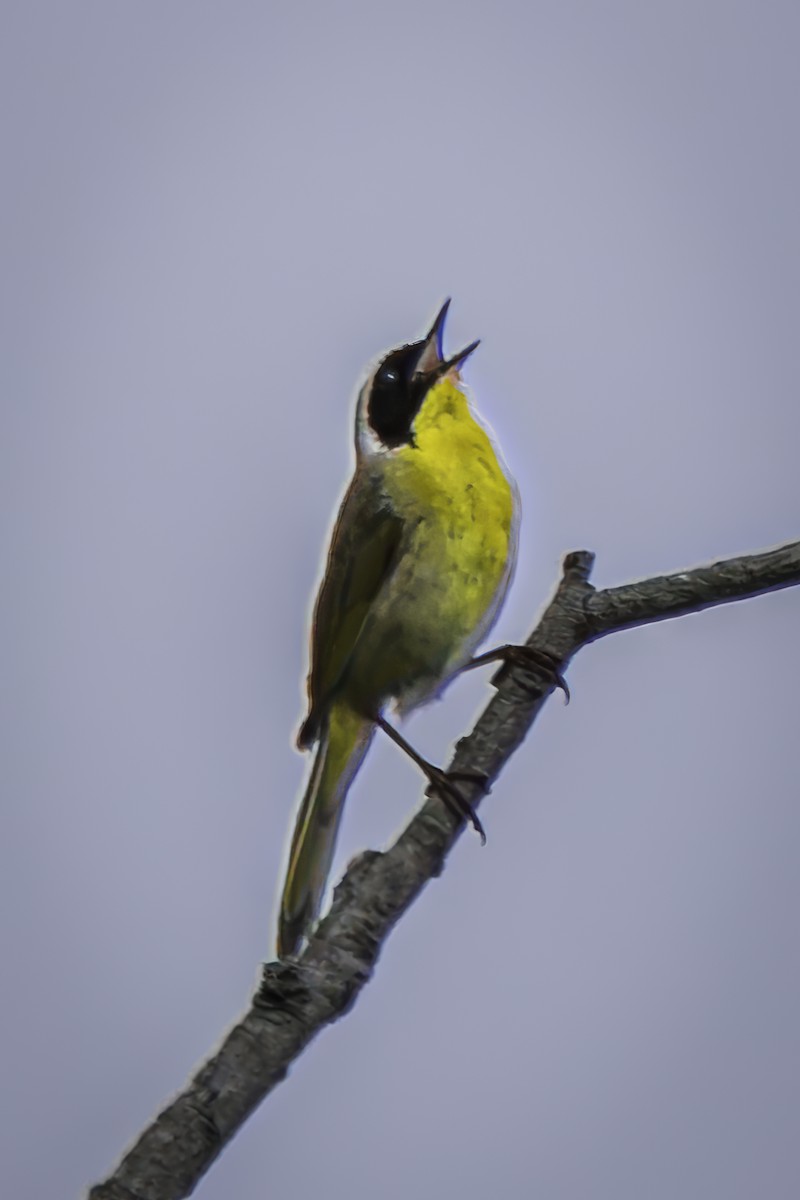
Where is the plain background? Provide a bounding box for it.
[3,3,799,1197]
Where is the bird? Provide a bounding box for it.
[277,300,524,958]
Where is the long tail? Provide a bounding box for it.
[277,701,373,958]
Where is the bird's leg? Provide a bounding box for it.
[374,715,487,844]
[462,644,570,703]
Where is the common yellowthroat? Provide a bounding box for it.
[277,301,520,957]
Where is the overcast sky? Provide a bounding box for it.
[3,3,799,1198]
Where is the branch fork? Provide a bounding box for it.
[90,538,800,1200]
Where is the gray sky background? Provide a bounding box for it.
[3,3,799,1197]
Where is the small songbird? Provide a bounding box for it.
[277,301,520,957]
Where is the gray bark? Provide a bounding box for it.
[89,538,800,1200]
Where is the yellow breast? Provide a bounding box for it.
[385,375,517,648]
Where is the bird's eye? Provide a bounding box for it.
[378,367,399,386]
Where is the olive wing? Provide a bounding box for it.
[297,475,404,748]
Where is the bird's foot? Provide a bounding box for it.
[466,643,570,703]
[374,714,489,843]
[423,765,488,844]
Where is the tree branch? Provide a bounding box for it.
[89,538,800,1200]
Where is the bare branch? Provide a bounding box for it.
[586,540,800,635]
[89,538,800,1200]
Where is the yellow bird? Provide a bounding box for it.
[277,301,520,957]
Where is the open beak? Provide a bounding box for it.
[414,298,480,379]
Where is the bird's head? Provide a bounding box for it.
[356,299,479,452]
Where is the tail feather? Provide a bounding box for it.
[277,702,373,957]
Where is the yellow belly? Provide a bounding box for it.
[346,376,517,713]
